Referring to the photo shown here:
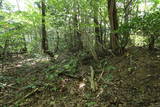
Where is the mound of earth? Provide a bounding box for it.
[0,47,160,107]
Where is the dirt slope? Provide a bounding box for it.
[0,48,160,107]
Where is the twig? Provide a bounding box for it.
[0,94,14,99]
[6,88,39,105]
[14,88,39,105]
[98,64,105,82]
[0,83,19,90]
[58,72,81,80]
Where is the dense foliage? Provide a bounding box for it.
[0,0,160,58]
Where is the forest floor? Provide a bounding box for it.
[0,47,160,107]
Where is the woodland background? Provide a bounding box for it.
[0,0,160,106]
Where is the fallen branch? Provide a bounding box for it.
[0,83,19,90]
[98,64,105,82]
[6,88,39,105]
[58,72,82,80]
[14,88,39,105]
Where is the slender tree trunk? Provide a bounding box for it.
[94,16,101,45]
[124,0,130,40]
[55,30,60,52]
[121,0,132,53]
[144,0,147,12]
[94,15,102,52]
[72,6,83,51]
[149,35,155,50]
[100,20,103,44]
[22,35,27,53]
[1,39,9,71]
[16,0,20,11]
[2,39,9,59]
[136,3,139,17]
[41,0,48,52]
[0,0,2,7]
[41,0,54,57]
[108,0,119,54]
[93,0,103,54]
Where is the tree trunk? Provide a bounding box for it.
[72,6,83,51]
[93,0,103,54]
[108,0,119,54]
[124,0,130,46]
[0,0,3,8]
[21,35,27,53]
[41,0,54,57]
[94,14,102,53]
[41,0,48,52]
[2,39,9,59]
[149,35,155,50]
[121,0,132,53]
[94,16,101,45]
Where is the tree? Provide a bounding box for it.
[123,0,132,47]
[118,0,133,52]
[41,0,48,52]
[92,0,103,54]
[0,0,2,8]
[108,0,120,54]
[72,1,83,51]
[131,10,160,50]
[41,0,54,57]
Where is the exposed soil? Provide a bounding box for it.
[0,47,160,107]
